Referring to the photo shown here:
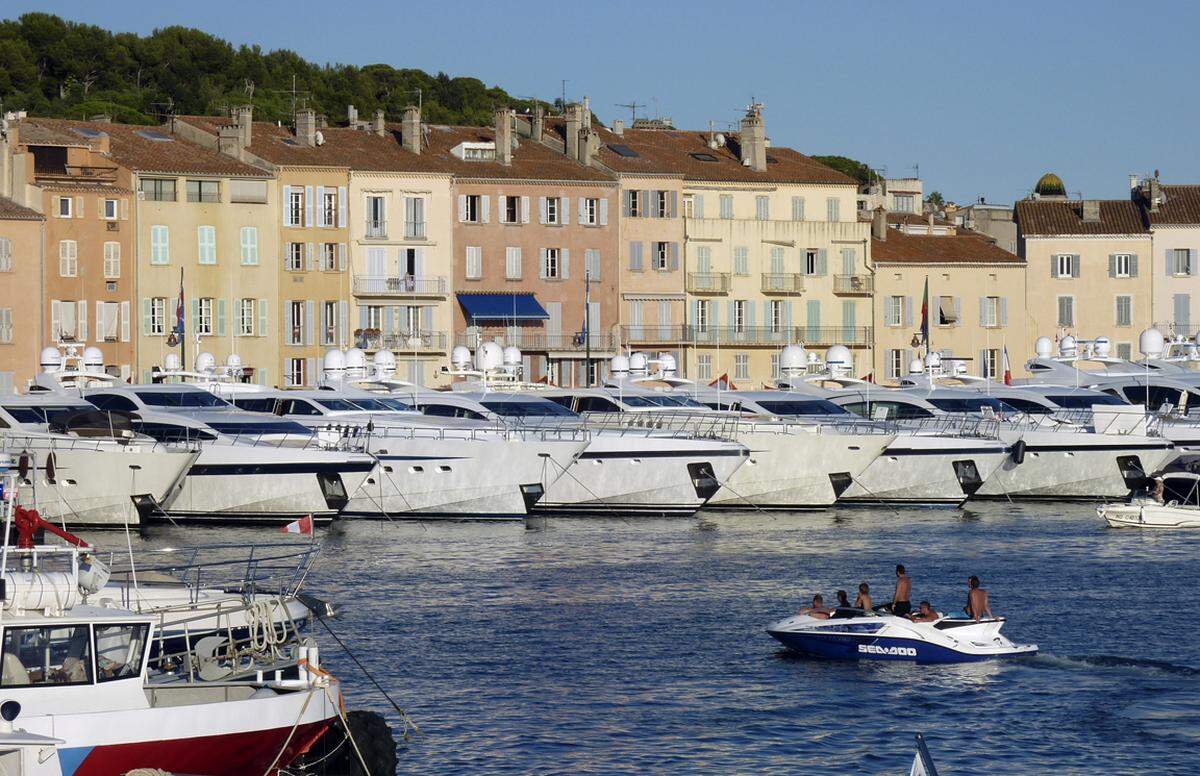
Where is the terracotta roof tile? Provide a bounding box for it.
[1015,199,1147,236]
[15,122,90,148]
[417,124,613,182]
[0,196,44,220]
[872,230,1022,265]
[1147,185,1200,225]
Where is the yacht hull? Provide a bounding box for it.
[839,437,1008,506]
[974,437,1177,500]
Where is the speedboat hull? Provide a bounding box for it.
[767,612,1037,664]
[1099,502,1200,528]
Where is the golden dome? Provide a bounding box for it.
[1034,172,1066,197]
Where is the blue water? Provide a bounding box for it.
[142,503,1200,774]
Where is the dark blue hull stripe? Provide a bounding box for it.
[768,630,1033,664]
[579,450,746,459]
[188,462,373,476]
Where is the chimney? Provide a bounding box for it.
[218,124,242,157]
[234,104,253,148]
[531,105,544,143]
[871,207,888,241]
[295,108,317,147]
[373,109,387,138]
[1149,175,1163,212]
[494,106,513,166]
[348,104,358,127]
[581,96,592,130]
[739,103,767,172]
[565,103,582,162]
[1129,174,1139,193]
[612,119,625,136]
[401,106,421,153]
[1081,200,1101,223]
[316,114,328,130]
[580,129,600,167]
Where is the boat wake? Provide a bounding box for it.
[1031,653,1200,676]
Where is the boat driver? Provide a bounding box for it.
[800,594,831,619]
[890,564,912,617]
[965,576,994,621]
[908,601,939,623]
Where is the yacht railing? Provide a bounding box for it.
[313,419,593,446]
[0,430,194,455]
[885,414,1004,439]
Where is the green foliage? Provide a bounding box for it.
[925,191,945,208]
[0,13,544,125]
[811,155,875,186]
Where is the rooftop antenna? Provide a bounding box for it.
[616,100,644,123]
[561,80,569,113]
[652,96,660,119]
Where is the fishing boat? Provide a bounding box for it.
[1099,472,1200,528]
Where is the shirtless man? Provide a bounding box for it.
[965,575,994,621]
[890,564,912,617]
[800,594,831,619]
[908,601,939,623]
[854,582,873,612]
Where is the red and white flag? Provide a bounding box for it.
[1002,346,1012,386]
[280,515,314,535]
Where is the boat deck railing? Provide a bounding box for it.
[888,414,1004,440]
[316,419,593,446]
[0,431,195,456]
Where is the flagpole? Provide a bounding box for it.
[179,267,186,373]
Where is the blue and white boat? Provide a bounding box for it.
[767,608,1037,664]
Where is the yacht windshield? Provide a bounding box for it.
[349,398,413,412]
[754,399,852,416]
[206,421,313,437]
[316,398,368,412]
[927,397,1007,414]
[132,421,218,443]
[2,405,95,424]
[231,398,277,413]
[620,395,708,409]
[1045,394,1127,409]
[480,400,578,418]
[134,391,230,408]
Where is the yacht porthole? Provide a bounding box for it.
[383,466,394,473]
[366,478,376,484]
[631,458,641,464]
[438,465,451,473]
[409,466,423,473]
[592,460,602,465]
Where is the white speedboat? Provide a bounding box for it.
[1099,472,1200,528]
[767,609,1037,663]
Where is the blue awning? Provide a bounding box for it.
[457,292,549,322]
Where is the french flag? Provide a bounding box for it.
[1002,346,1012,386]
[280,515,314,536]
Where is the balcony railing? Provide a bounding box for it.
[833,274,874,295]
[355,331,448,352]
[365,219,388,239]
[685,272,731,294]
[455,332,617,352]
[404,221,426,240]
[352,275,447,297]
[622,325,873,347]
[761,273,805,295]
[36,164,118,183]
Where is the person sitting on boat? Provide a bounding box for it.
[799,594,831,619]
[1149,477,1165,504]
[889,564,912,617]
[908,601,939,623]
[964,576,994,621]
[835,590,850,609]
[854,582,872,612]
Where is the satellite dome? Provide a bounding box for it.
[825,344,852,368]
[194,352,216,372]
[226,353,243,370]
[1139,327,1165,358]
[502,346,522,366]
[628,352,648,373]
[323,349,346,372]
[373,349,396,370]
[925,351,942,368]
[908,358,925,375]
[1034,172,1066,197]
[475,341,503,372]
[83,347,104,368]
[658,353,677,373]
[40,347,62,372]
[163,353,181,371]
[1059,335,1078,358]
[450,346,472,369]
[1093,336,1111,357]
[610,355,630,373]
[779,344,807,371]
[1034,336,1053,358]
[344,347,367,371]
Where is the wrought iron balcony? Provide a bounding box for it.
[761,273,805,295]
[355,330,448,352]
[685,272,731,294]
[365,219,388,239]
[833,274,874,295]
[621,325,873,347]
[352,275,448,297]
[455,331,617,352]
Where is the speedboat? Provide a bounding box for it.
[766,608,1037,663]
[1099,471,1200,528]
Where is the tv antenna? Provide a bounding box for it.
[264,75,311,116]
[616,100,645,123]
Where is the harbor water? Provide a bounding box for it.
[123,502,1199,774]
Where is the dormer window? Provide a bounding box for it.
[452,141,497,161]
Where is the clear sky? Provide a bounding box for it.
[8,0,1199,204]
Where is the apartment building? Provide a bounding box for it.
[1132,177,1200,337]
[870,210,1027,382]
[0,196,44,391]
[1015,175,1152,361]
[859,176,923,216]
[6,120,137,378]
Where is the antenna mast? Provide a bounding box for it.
[616,100,645,124]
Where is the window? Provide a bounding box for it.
[149,297,166,335]
[937,295,957,326]
[466,246,483,279]
[197,226,216,265]
[1117,342,1132,360]
[288,301,304,345]
[59,240,77,277]
[1055,254,1075,278]
[804,250,819,276]
[886,349,905,380]
[0,307,11,343]
[323,301,338,345]
[95,623,149,682]
[0,237,10,272]
[544,196,558,225]
[695,300,710,333]
[506,247,522,280]
[755,196,769,221]
[697,354,712,380]
[769,300,784,333]
[982,296,999,327]
[99,301,119,341]
[238,299,255,336]
[1113,253,1132,278]
[791,196,805,221]
[196,298,214,335]
[103,242,120,279]
[543,248,561,279]
[1057,295,1074,327]
[982,349,1000,380]
[405,197,426,238]
[464,195,483,223]
[654,191,670,218]
[366,195,386,237]
[682,194,694,219]
[55,300,78,339]
[653,242,669,271]
[1,625,93,686]
[323,190,338,227]
[239,226,258,266]
[1173,248,1192,276]
[365,306,383,330]
[733,300,747,333]
[186,180,220,203]
[628,190,643,217]
[140,178,176,202]
[103,198,118,220]
[285,242,304,272]
[733,247,748,276]
[57,197,72,218]
[150,225,170,265]
[894,194,915,213]
[581,197,600,225]
[503,196,522,224]
[287,358,307,388]
[1115,295,1132,327]
[320,243,338,272]
[826,197,840,222]
[734,353,749,380]
[886,295,904,327]
[719,194,733,219]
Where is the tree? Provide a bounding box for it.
[811,155,875,186]
[925,191,945,209]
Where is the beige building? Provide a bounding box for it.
[871,212,1027,382]
[1132,177,1200,337]
[0,196,45,391]
[1015,175,1153,362]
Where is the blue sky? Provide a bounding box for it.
[9,0,1199,204]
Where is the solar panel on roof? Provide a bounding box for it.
[135,129,174,142]
[607,144,640,158]
[70,127,106,139]
[689,152,719,162]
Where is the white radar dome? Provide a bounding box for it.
[1139,328,1165,358]
[83,347,104,369]
[925,352,942,369]
[226,353,243,370]
[610,355,630,373]
[475,342,503,372]
[450,346,472,369]
[1093,336,1111,358]
[908,358,925,375]
[779,344,807,371]
[502,346,522,366]
[344,347,367,373]
[658,353,678,373]
[825,344,852,368]
[373,349,396,370]
[322,349,346,372]
[163,353,181,371]
[1058,336,1078,358]
[194,352,216,372]
[1034,337,1053,358]
[40,347,62,372]
[628,352,648,373]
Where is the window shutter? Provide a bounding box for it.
[1071,254,1080,278]
[816,249,828,276]
[980,349,989,379]
[623,190,633,217]
[629,242,643,271]
[1174,294,1191,327]
[282,185,292,224]
[337,243,346,271]
[497,195,507,224]
[954,297,961,324]
[694,194,704,219]
[74,196,84,218]
[841,248,855,276]
[421,305,433,331]
[1129,254,1139,277]
[51,300,61,339]
[284,300,294,342]
[639,191,649,217]
[481,195,490,224]
[540,249,548,279]
[303,185,314,227]
[316,186,326,227]
[669,242,680,271]
[458,195,467,222]
[903,296,914,327]
[383,307,395,335]
[999,297,1008,326]
[141,298,152,335]
[120,198,129,220]
[120,301,130,342]
[556,196,566,225]
[216,299,227,336]
[599,196,608,225]
[577,197,586,223]
[359,305,369,330]
[95,301,103,343]
[1050,256,1057,277]
[304,358,314,387]
[319,300,328,340]
[305,242,315,271]
[339,301,348,345]
[1192,249,1199,276]
[1108,254,1116,277]
[539,197,548,224]
[78,300,88,341]
[784,301,793,330]
[884,296,895,326]
[561,249,570,279]
[979,297,988,327]
[669,191,678,218]
[519,195,531,224]
[337,186,348,227]
[305,300,315,345]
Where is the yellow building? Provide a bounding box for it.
[0,197,45,392]
[871,213,1027,382]
[1015,175,1153,362]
